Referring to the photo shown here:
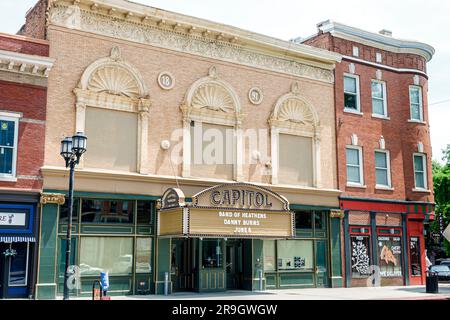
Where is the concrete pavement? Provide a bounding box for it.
[62,283,450,300]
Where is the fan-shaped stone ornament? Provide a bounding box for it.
[278,98,315,125]
[191,83,235,113]
[87,65,141,98]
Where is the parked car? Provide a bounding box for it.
[440,260,450,267]
[429,265,450,282]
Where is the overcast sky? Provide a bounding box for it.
[1,0,449,163]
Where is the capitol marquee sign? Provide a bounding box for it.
[158,183,295,238]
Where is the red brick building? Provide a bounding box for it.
[0,32,53,298]
[303,21,435,287]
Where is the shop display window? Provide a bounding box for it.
[277,240,313,271]
[295,210,312,229]
[59,197,80,224]
[314,211,326,230]
[263,240,276,272]
[80,237,133,275]
[136,238,152,273]
[351,236,371,278]
[377,229,402,277]
[202,239,223,268]
[409,237,422,276]
[81,199,134,224]
[8,242,28,286]
[137,201,153,225]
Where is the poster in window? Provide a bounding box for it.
[351,236,371,277]
[294,256,306,269]
[378,236,402,277]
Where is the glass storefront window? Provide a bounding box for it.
[314,211,326,230]
[8,243,28,286]
[351,235,371,278]
[263,240,276,272]
[202,239,222,268]
[378,235,402,277]
[136,238,152,273]
[59,197,79,224]
[137,201,153,225]
[277,240,313,271]
[295,210,312,229]
[410,237,421,276]
[81,199,134,224]
[80,237,133,276]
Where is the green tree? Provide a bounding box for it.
[430,145,450,256]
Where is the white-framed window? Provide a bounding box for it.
[409,86,424,122]
[353,46,360,57]
[376,52,383,63]
[346,146,364,186]
[0,113,20,181]
[344,74,361,113]
[375,150,391,188]
[413,153,427,190]
[372,80,388,117]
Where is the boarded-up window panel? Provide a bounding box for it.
[278,134,313,186]
[190,122,234,180]
[376,213,401,226]
[349,211,370,225]
[84,107,138,172]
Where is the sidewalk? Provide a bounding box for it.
[63,283,450,300]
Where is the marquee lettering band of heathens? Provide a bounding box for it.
[210,189,273,208]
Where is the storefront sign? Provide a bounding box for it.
[188,208,293,237]
[158,183,294,238]
[40,193,65,205]
[0,212,26,226]
[161,188,185,209]
[192,183,289,211]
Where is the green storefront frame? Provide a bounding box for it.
[155,237,264,294]
[262,206,343,289]
[35,190,157,299]
[154,206,343,294]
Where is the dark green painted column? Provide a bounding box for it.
[369,212,378,268]
[329,215,343,288]
[343,210,351,288]
[402,213,410,286]
[154,238,172,295]
[35,203,59,300]
[252,239,264,290]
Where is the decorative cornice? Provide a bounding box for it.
[0,49,54,78]
[47,2,336,83]
[40,165,342,197]
[316,20,435,62]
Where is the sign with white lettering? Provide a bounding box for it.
[0,212,26,226]
[158,183,294,238]
[188,208,293,238]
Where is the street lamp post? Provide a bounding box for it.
[60,132,87,300]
